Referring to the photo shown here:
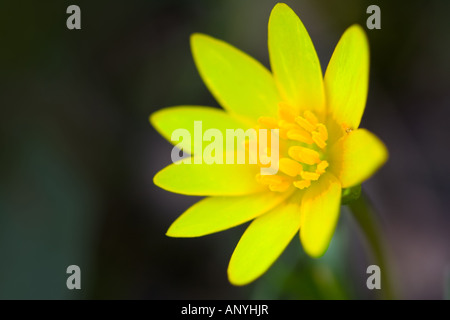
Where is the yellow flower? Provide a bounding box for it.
[150,3,388,285]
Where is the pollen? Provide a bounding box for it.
[255,104,331,192]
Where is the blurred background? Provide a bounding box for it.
[0,0,449,299]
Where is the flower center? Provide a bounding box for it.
[255,102,329,192]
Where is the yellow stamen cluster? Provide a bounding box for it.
[255,102,330,192]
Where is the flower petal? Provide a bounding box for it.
[328,128,388,188]
[300,173,342,258]
[154,158,265,196]
[268,3,325,115]
[150,106,249,154]
[324,25,369,130]
[191,33,281,122]
[228,194,301,285]
[167,190,293,237]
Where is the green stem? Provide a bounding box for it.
[347,192,395,300]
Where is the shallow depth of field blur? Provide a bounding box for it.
[0,0,449,299]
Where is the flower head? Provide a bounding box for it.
[150,3,388,285]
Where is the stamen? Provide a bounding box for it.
[258,116,279,129]
[278,120,297,130]
[278,102,298,120]
[316,123,328,141]
[287,128,314,144]
[300,171,320,181]
[311,131,327,149]
[303,111,318,126]
[269,181,291,192]
[255,108,330,193]
[278,129,289,140]
[293,179,311,190]
[278,158,303,177]
[295,116,316,132]
[277,120,294,139]
[256,174,286,185]
[288,146,321,165]
[315,160,329,174]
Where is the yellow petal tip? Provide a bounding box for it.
[227,263,257,287]
[303,244,327,259]
[149,110,161,129]
[165,224,190,238]
[272,2,292,13]
[165,228,175,238]
[152,168,164,188]
[190,32,205,43]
